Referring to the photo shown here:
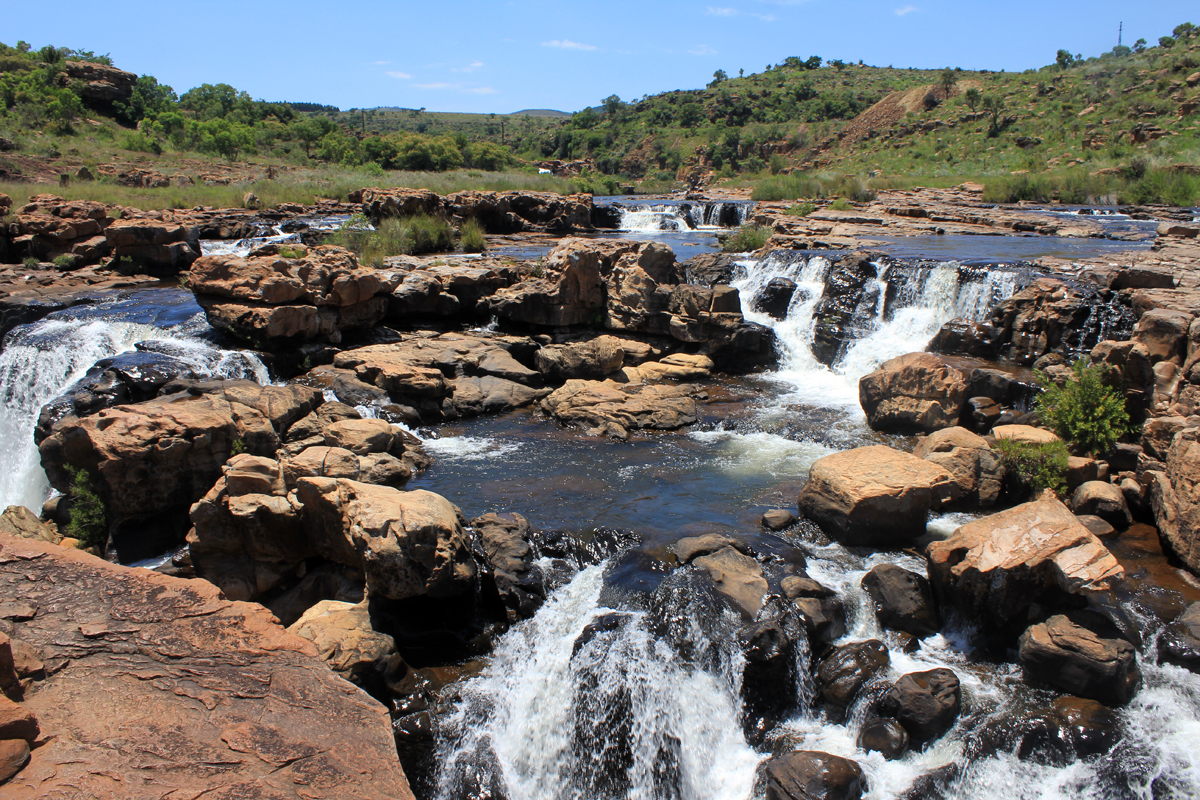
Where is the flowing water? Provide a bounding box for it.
[0,289,268,513]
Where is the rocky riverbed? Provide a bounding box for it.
[0,185,1199,799]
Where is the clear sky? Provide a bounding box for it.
[5,2,1196,114]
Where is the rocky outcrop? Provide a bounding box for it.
[1149,422,1200,573]
[471,512,546,622]
[798,445,953,546]
[63,61,136,111]
[859,353,967,433]
[926,496,1124,633]
[1018,611,1141,706]
[359,188,594,233]
[0,532,413,800]
[913,426,1003,508]
[104,217,200,271]
[190,244,393,347]
[540,379,702,439]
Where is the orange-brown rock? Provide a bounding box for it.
[859,353,967,433]
[539,378,701,440]
[1149,423,1200,573]
[0,532,413,800]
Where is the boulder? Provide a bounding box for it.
[1014,696,1123,767]
[756,277,797,320]
[1070,481,1131,528]
[0,507,57,544]
[1158,602,1200,673]
[692,546,769,620]
[1018,611,1141,706]
[913,427,1003,508]
[991,424,1061,445]
[0,697,37,743]
[534,336,625,380]
[1149,423,1200,572]
[926,496,1123,632]
[472,512,545,622]
[286,600,398,691]
[540,379,700,440]
[798,446,953,546]
[858,353,967,433]
[815,640,890,722]
[762,508,798,531]
[1132,308,1193,365]
[857,717,909,760]
[861,564,940,638]
[879,669,961,748]
[762,750,865,800]
[0,532,413,800]
[0,739,29,785]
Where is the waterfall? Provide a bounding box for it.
[0,291,268,513]
[609,202,754,233]
[618,205,693,233]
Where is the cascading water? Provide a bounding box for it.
[610,202,753,233]
[0,290,268,512]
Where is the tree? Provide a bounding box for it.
[982,94,1004,135]
[830,59,846,71]
[964,87,982,111]
[1132,38,1147,53]
[293,116,337,157]
[679,102,704,127]
[1056,49,1076,69]
[1160,36,1177,48]
[602,94,623,116]
[1173,22,1196,40]
[114,75,177,125]
[709,69,728,87]
[939,67,956,96]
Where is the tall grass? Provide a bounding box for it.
[721,224,773,252]
[329,214,455,265]
[460,219,487,253]
[751,172,877,202]
[982,167,1199,206]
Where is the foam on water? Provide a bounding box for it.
[421,435,523,462]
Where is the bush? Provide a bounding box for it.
[119,130,162,155]
[331,214,454,265]
[829,198,852,210]
[460,218,487,253]
[785,202,816,217]
[52,253,77,269]
[22,256,39,268]
[63,465,107,550]
[722,224,772,252]
[993,438,1070,496]
[1035,358,1132,455]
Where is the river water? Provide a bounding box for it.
[0,205,1193,799]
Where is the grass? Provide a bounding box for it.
[721,224,772,252]
[460,218,487,253]
[330,214,455,265]
[751,172,877,202]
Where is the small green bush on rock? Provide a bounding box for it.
[63,465,107,550]
[721,224,772,253]
[1035,358,1132,455]
[993,438,1069,497]
[460,219,487,253]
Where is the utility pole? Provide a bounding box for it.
[361,108,366,137]
[1119,22,1123,47]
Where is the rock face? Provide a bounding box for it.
[190,245,393,347]
[926,496,1124,633]
[0,533,413,800]
[798,446,953,546]
[859,353,967,433]
[861,564,941,638]
[1149,423,1200,572]
[761,750,865,800]
[913,427,1003,508]
[1018,611,1141,706]
[360,187,594,233]
[63,61,137,111]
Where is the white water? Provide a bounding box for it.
[616,202,752,233]
[198,214,353,258]
[0,301,267,513]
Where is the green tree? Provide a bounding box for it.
[1132,38,1147,53]
[679,102,704,127]
[1035,358,1132,455]
[602,94,623,115]
[114,75,177,125]
[939,67,956,96]
[964,87,982,111]
[1056,49,1076,69]
[982,93,1005,134]
[709,69,728,88]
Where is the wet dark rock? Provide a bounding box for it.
[965,396,1002,432]
[757,278,797,320]
[761,750,865,800]
[763,508,798,531]
[1016,697,1123,767]
[896,764,960,800]
[861,564,941,639]
[601,549,672,598]
[816,640,890,722]
[879,669,962,748]
[811,254,878,367]
[857,717,909,760]
[573,612,633,657]
[1018,610,1141,706]
[1157,602,1200,674]
[1075,514,1117,538]
[740,618,799,744]
[472,512,546,622]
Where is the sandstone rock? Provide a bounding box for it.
[858,717,909,760]
[540,379,700,440]
[1134,308,1194,366]
[103,218,198,270]
[1158,602,1200,673]
[1149,424,1200,572]
[1075,515,1116,538]
[472,512,545,622]
[1018,611,1141,706]
[63,61,136,110]
[534,336,625,380]
[449,375,552,417]
[693,546,768,620]
[0,697,37,743]
[926,496,1123,632]
[762,750,865,800]
[880,669,962,748]
[859,353,967,433]
[0,507,56,544]
[620,352,714,382]
[1070,481,1131,528]
[674,533,739,563]
[798,446,953,546]
[283,446,362,483]
[360,187,441,221]
[1091,340,1154,415]
[763,508,798,531]
[991,424,1060,445]
[0,532,413,799]
[287,600,398,690]
[816,640,890,722]
[1066,456,1100,491]
[861,564,940,638]
[0,738,29,784]
[913,426,1003,508]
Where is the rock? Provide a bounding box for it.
[0,531,413,799]
[0,697,37,743]
[1018,611,1141,706]
[798,446,953,546]
[756,277,797,320]
[674,533,738,563]
[1075,515,1116,538]
[103,218,199,270]
[816,640,890,722]
[693,546,768,620]
[1013,696,1123,767]
[534,336,625,380]
[1157,602,1200,673]
[1091,340,1154,416]
[913,427,1003,508]
[859,353,967,433]
[1070,481,1131,528]
[472,512,545,621]
[879,669,961,748]
[793,595,847,647]
[762,750,865,800]
[762,508,798,531]
[926,496,1123,633]
[857,717,909,760]
[540,379,700,440]
[861,564,940,638]
[991,424,1060,445]
[287,600,398,692]
[0,738,29,784]
[0,507,56,544]
[1066,456,1100,491]
[964,396,1001,432]
[190,246,392,346]
[1133,308,1193,365]
[1149,424,1200,572]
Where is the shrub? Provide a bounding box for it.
[330,214,454,265]
[119,131,162,155]
[1035,358,1132,455]
[993,438,1070,497]
[22,256,39,268]
[63,465,107,550]
[277,246,305,259]
[52,253,77,269]
[230,438,247,456]
[785,202,816,217]
[829,198,852,210]
[460,219,487,253]
[721,224,772,253]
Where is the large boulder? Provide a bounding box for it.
[1149,423,1200,572]
[286,600,399,692]
[861,564,940,638]
[858,353,967,433]
[798,446,953,546]
[534,336,626,380]
[815,640,890,722]
[0,531,414,800]
[913,427,1003,508]
[1018,611,1141,706]
[189,245,394,347]
[761,750,865,800]
[1070,481,1131,528]
[472,512,546,622]
[926,496,1123,633]
[540,379,701,440]
[879,669,962,748]
[1132,308,1193,365]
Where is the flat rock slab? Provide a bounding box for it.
[0,533,413,800]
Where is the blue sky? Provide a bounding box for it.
[6,2,1196,114]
